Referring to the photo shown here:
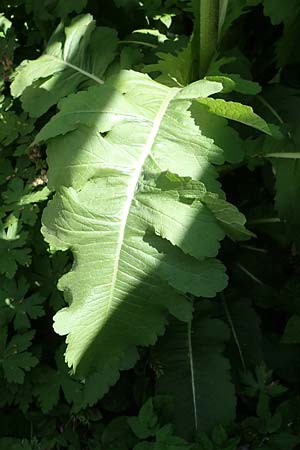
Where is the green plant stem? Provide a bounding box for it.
[237,263,264,286]
[222,294,246,371]
[51,55,104,84]
[257,95,292,139]
[199,0,219,77]
[187,320,198,431]
[265,152,300,159]
[218,0,229,40]
[240,244,268,254]
[247,217,282,224]
[119,40,157,48]
[257,95,284,125]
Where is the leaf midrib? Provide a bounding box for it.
[50,54,104,85]
[188,320,198,431]
[104,88,178,320]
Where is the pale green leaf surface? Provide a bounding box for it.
[191,102,245,163]
[11,15,117,117]
[174,79,223,100]
[17,187,51,206]
[197,98,272,134]
[136,190,225,259]
[2,178,50,207]
[38,71,250,394]
[202,194,254,240]
[37,74,225,194]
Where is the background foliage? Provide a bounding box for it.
[0,0,300,449]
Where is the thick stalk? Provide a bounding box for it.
[218,0,229,39]
[199,0,219,77]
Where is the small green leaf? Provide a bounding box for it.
[144,45,192,87]
[128,398,159,439]
[197,98,273,134]
[268,432,300,450]
[0,220,31,279]
[102,416,137,450]
[0,112,34,146]
[0,276,45,330]
[0,329,38,383]
[282,315,300,344]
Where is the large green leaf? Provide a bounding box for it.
[37,70,252,396]
[11,14,117,117]
[155,314,236,438]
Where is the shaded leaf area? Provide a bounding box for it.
[249,87,300,248]
[0,276,45,330]
[155,313,236,437]
[0,328,37,384]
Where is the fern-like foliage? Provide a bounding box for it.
[34,67,259,397]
